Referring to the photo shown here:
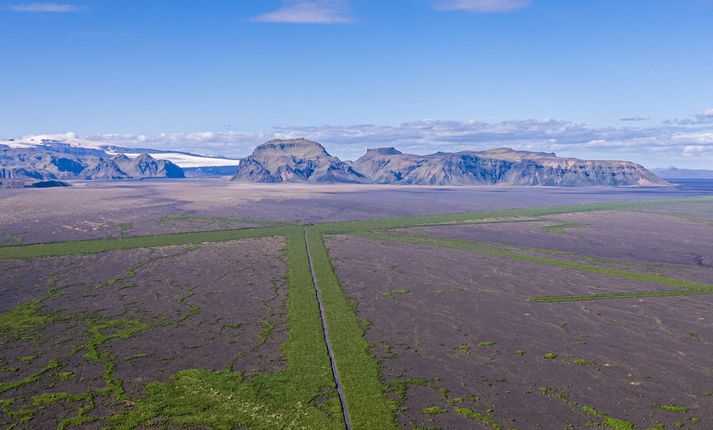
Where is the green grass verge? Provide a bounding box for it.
[305,227,398,429]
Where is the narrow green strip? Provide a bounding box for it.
[105,227,344,429]
[3,197,710,261]
[315,198,712,235]
[356,232,713,302]
[306,227,398,429]
[0,226,289,260]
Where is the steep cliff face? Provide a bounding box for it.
[0,145,184,181]
[232,139,366,183]
[350,147,666,186]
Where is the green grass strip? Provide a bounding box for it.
[315,198,711,235]
[306,227,398,430]
[539,387,634,430]
[0,359,60,395]
[541,220,584,234]
[108,227,343,429]
[2,197,710,261]
[0,226,289,261]
[356,232,713,302]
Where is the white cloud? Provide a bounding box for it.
[682,145,709,157]
[434,0,532,13]
[8,2,79,12]
[61,115,713,169]
[252,0,351,24]
[666,108,713,125]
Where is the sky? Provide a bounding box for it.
[1,0,713,168]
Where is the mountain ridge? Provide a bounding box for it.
[0,144,185,181]
[232,139,667,187]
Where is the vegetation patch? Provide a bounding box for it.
[382,288,411,299]
[456,344,472,354]
[479,341,497,347]
[539,386,634,430]
[0,283,57,342]
[0,359,60,395]
[453,406,504,430]
[117,223,133,238]
[421,406,448,415]
[541,220,584,234]
[650,404,689,414]
[257,320,275,348]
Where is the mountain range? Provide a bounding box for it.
[232,139,667,186]
[0,140,184,181]
[652,167,713,179]
[1,135,670,187]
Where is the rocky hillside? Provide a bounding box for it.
[0,144,184,181]
[233,139,666,186]
[232,139,365,183]
[352,147,666,186]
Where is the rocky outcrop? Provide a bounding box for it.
[232,139,366,183]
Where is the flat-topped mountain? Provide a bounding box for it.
[232,139,366,183]
[232,140,666,186]
[353,147,666,186]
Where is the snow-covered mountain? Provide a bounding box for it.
[1,134,240,168]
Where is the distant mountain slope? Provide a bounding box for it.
[353,147,666,186]
[0,144,184,181]
[1,134,240,169]
[232,139,366,183]
[233,140,667,186]
[653,167,713,179]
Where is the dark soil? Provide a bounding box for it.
[0,237,287,428]
[327,235,713,430]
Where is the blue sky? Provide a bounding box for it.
[1,0,713,167]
